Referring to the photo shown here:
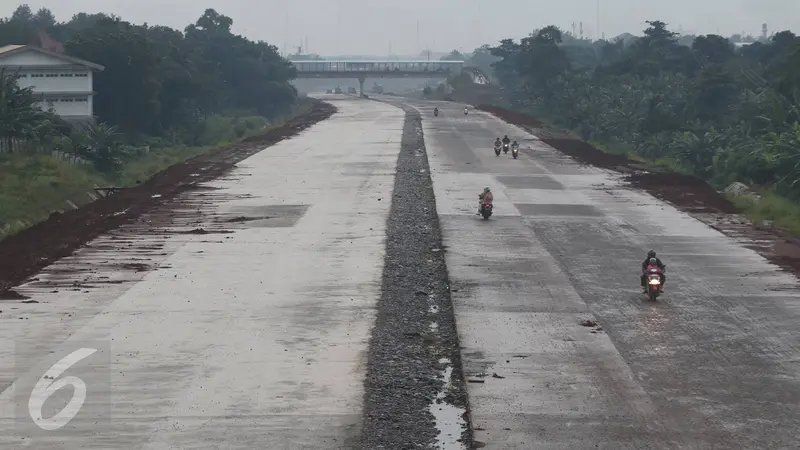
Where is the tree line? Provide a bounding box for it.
[0,5,298,173]
[474,22,800,201]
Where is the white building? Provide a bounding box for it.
[0,44,104,122]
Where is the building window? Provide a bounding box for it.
[60,73,74,77]
[31,73,43,78]
[74,73,88,77]
[45,73,58,78]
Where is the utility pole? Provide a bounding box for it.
[596,0,600,41]
[416,20,420,55]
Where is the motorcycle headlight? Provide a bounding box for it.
[648,278,660,285]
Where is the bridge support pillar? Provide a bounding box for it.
[358,74,366,97]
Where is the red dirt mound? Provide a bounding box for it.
[0,100,337,295]
[540,138,632,170]
[625,172,738,214]
[476,104,544,127]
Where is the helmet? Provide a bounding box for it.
[647,250,656,258]
[504,135,508,138]
[649,257,657,265]
[483,187,490,193]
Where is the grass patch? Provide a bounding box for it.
[731,192,800,236]
[0,154,106,235]
[115,145,213,186]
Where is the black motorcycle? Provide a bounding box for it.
[480,203,493,219]
[511,144,519,159]
[434,108,439,117]
[494,143,501,156]
[502,143,510,154]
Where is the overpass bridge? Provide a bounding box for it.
[290,60,463,95]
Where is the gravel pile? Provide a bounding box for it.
[360,103,472,449]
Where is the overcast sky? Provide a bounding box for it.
[2,0,799,55]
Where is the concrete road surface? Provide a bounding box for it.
[409,100,800,449]
[0,96,403,449]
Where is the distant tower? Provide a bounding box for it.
[571,22,576,36]
[762,23,768,40]
[579,22,583,39]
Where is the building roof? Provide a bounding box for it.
[0,45,104,71]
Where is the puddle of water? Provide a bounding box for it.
[429,358,467,449]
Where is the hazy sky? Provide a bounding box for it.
[2,0,799,55]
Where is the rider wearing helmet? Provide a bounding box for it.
[502,135,510,145]
[494,137,502,148]
[641,250,666,292]
[477,186,493,215]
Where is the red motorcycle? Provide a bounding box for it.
[644,265,664,301]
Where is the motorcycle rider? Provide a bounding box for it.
[641,250,666,293]
[464,106,468,115]
[494,137,502,148]
[477,186,493,215]
[434,107,438,115]
[511,139,519,149]
[502,135,511,146]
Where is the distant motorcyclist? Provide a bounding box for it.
[433,107,438,115]
[494,137,502,148]
[464,106,468,115]
[511,139,519,149]
[477,186,493,215]
[641,250,666,292]
[502,135,510,145]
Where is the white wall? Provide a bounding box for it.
[16,70,92,93]
[36,96,91,116]
[1,49,97,117]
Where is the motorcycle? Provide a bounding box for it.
[644,265,664,301]
[464,107,468,116]
[494,143,501,156]
[502,143,510,154]
[434,108,439,117]
[480,203,493,219]
[511,144,519,159]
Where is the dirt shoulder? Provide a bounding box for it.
[477,104,800,276]
[0,100,337,297]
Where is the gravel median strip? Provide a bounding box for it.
[360,102,472,449]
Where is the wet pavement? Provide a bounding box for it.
[0,96,403,449]
[406,100,800,449]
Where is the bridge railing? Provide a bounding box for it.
[291,60,464,73]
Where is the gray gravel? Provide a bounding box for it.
[359,103,472,449]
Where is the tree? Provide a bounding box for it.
[0,4,300,171]
[692,35,735,66]
[440,50,463,61]
[484,20,800,198]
